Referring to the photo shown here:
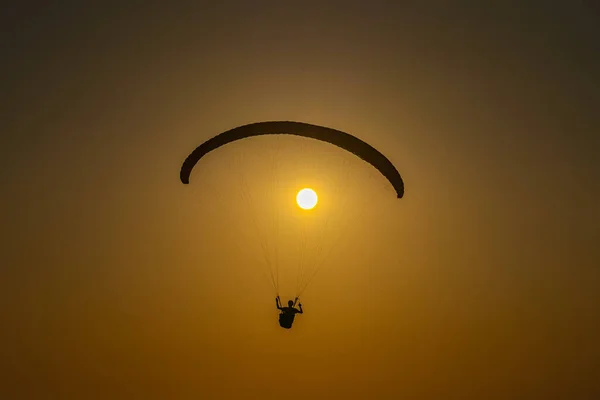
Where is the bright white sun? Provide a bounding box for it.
[296,188,318,210]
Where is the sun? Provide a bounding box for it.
[296,188,318,210]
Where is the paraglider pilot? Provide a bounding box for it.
[276,295,303,329]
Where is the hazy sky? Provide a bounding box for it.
[2,2,599,399]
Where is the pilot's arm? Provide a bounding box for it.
[297,303,303,314]
[276,296,282,310]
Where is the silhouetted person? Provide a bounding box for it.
[276,295,303,329]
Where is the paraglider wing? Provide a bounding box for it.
[180,121,404,198]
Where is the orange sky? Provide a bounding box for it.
[2,2,599,399]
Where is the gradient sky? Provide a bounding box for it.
[2,2,599,399]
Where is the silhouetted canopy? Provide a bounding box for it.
[180,121,405,198]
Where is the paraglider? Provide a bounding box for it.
[276,296,303,329]
[180,121,404,329]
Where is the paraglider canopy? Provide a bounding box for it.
[180,121,404,199]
